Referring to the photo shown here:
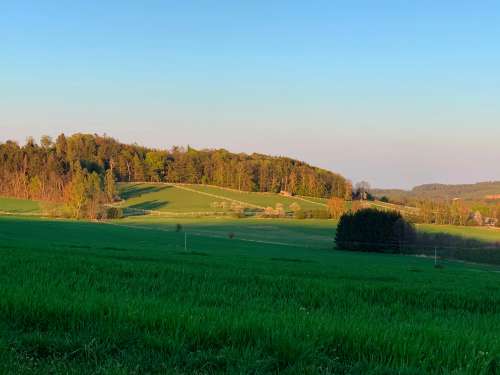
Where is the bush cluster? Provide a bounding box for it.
[335,208,416,253]
[294,209,330,219]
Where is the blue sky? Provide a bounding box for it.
[1,1,499,188]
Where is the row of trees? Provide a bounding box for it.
[369,183,500,227]
[413,199,500,227]
[0,133,349,205]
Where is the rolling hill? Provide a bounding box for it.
[115,182,328,216]
[373,181,500,202]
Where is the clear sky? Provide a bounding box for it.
[2,1,499,189]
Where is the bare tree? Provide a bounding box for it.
[354,181,371,200]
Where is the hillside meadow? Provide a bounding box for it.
[116,183,327,215]
[117,184,228,213]
[1,215,500,374]
[0,196,41,214]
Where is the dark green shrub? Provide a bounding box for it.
[335,208,416,253]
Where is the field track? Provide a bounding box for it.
[293,195,328,207]
[172,184,265,209]
[103,220,313,248]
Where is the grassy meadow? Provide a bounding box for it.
[185,184,326,210]
[418,224,500,244]
[114,216,335,249]
[116,183,326,215]
[0,196,41,214]
[117,184,227,213]
[1,214,500,374]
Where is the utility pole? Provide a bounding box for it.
[184,232,187,252]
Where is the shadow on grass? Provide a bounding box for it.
[129,200,169,211]
[119,184,171,200]
[410,231,500,266]
[336,229,500,266]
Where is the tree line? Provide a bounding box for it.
[365,180,500,227]
[0,133,349,218]
[386,199,500,227]
[411,199,500,227]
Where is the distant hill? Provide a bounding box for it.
[373,181,500,202]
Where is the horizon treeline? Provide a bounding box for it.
[411,199,500,227]
[373,181,500,202]
[0,133,350,204]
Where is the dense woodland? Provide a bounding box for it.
[0,133,349,217]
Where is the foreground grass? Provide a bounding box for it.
[1,216,500,374]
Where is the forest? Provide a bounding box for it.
[0,133,350,217]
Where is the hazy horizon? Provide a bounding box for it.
[2,1,499,189]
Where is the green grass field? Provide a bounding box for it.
[113,216,336,249]
[418,224,500,244]
[185,184,326,211]
[0,196,41,214]
[1,215,500,374]
[117,183,327,215]
[116,183,433,221]
[117,183,231,213]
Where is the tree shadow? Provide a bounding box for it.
[409,231,500,266]
[129,200,169,211]
[119,184,171,200]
